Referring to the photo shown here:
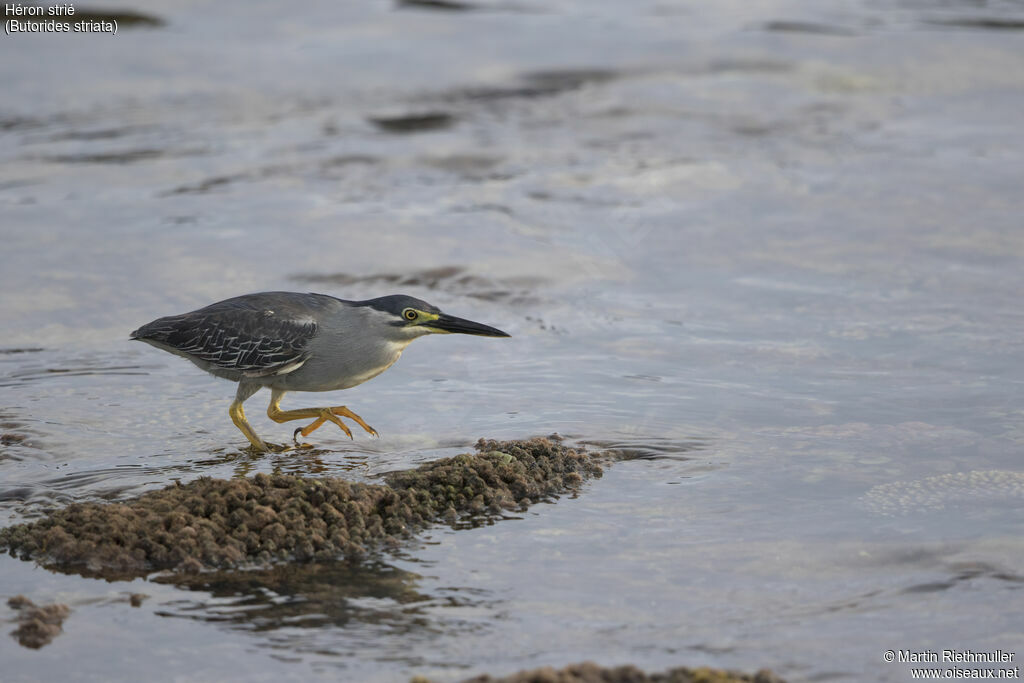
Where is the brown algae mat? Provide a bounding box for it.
[0,438,603,578]
[420,662,787,683]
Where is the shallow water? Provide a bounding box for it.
[2,0,1023,680]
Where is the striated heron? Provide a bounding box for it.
[131,291,509,451]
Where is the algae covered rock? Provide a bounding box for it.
[0,438,602,578]
[413,660,787,683]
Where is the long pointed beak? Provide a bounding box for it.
[425,313,510,337]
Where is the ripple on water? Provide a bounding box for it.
[441,68,623,104]
[2,365,150,385]
[0,349,157,389]
[0,412,47,463]
[760,20,860,36]
[290,266,545,306]
[368,111,457,133]
[577,435,709,461]
[153,558,498,670]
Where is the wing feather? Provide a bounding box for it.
[131,293,326,377]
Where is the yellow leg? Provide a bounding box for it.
[229,399,269,452]
[266,390,378,441]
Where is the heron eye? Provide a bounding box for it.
[403,309,418,321]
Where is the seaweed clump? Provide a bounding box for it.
[439,661,786,683]
[7,596,71,649]
[413,661,786,683]
[0,438,601,579]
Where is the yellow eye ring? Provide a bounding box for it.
[403,309,418,321]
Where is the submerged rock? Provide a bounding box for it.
[413,661,787,683]
[0,438,602,579]
[7,595,71,649]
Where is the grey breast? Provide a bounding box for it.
[282,302,405,392]
[130,292,334,383]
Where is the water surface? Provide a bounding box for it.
[2,0,1023,680]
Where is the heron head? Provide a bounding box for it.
[357,294,510,341]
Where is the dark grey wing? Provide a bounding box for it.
[131,294,321,377]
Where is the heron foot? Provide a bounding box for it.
[267,390,377,443]
[293,407,378,440]
[268,403,377,442]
